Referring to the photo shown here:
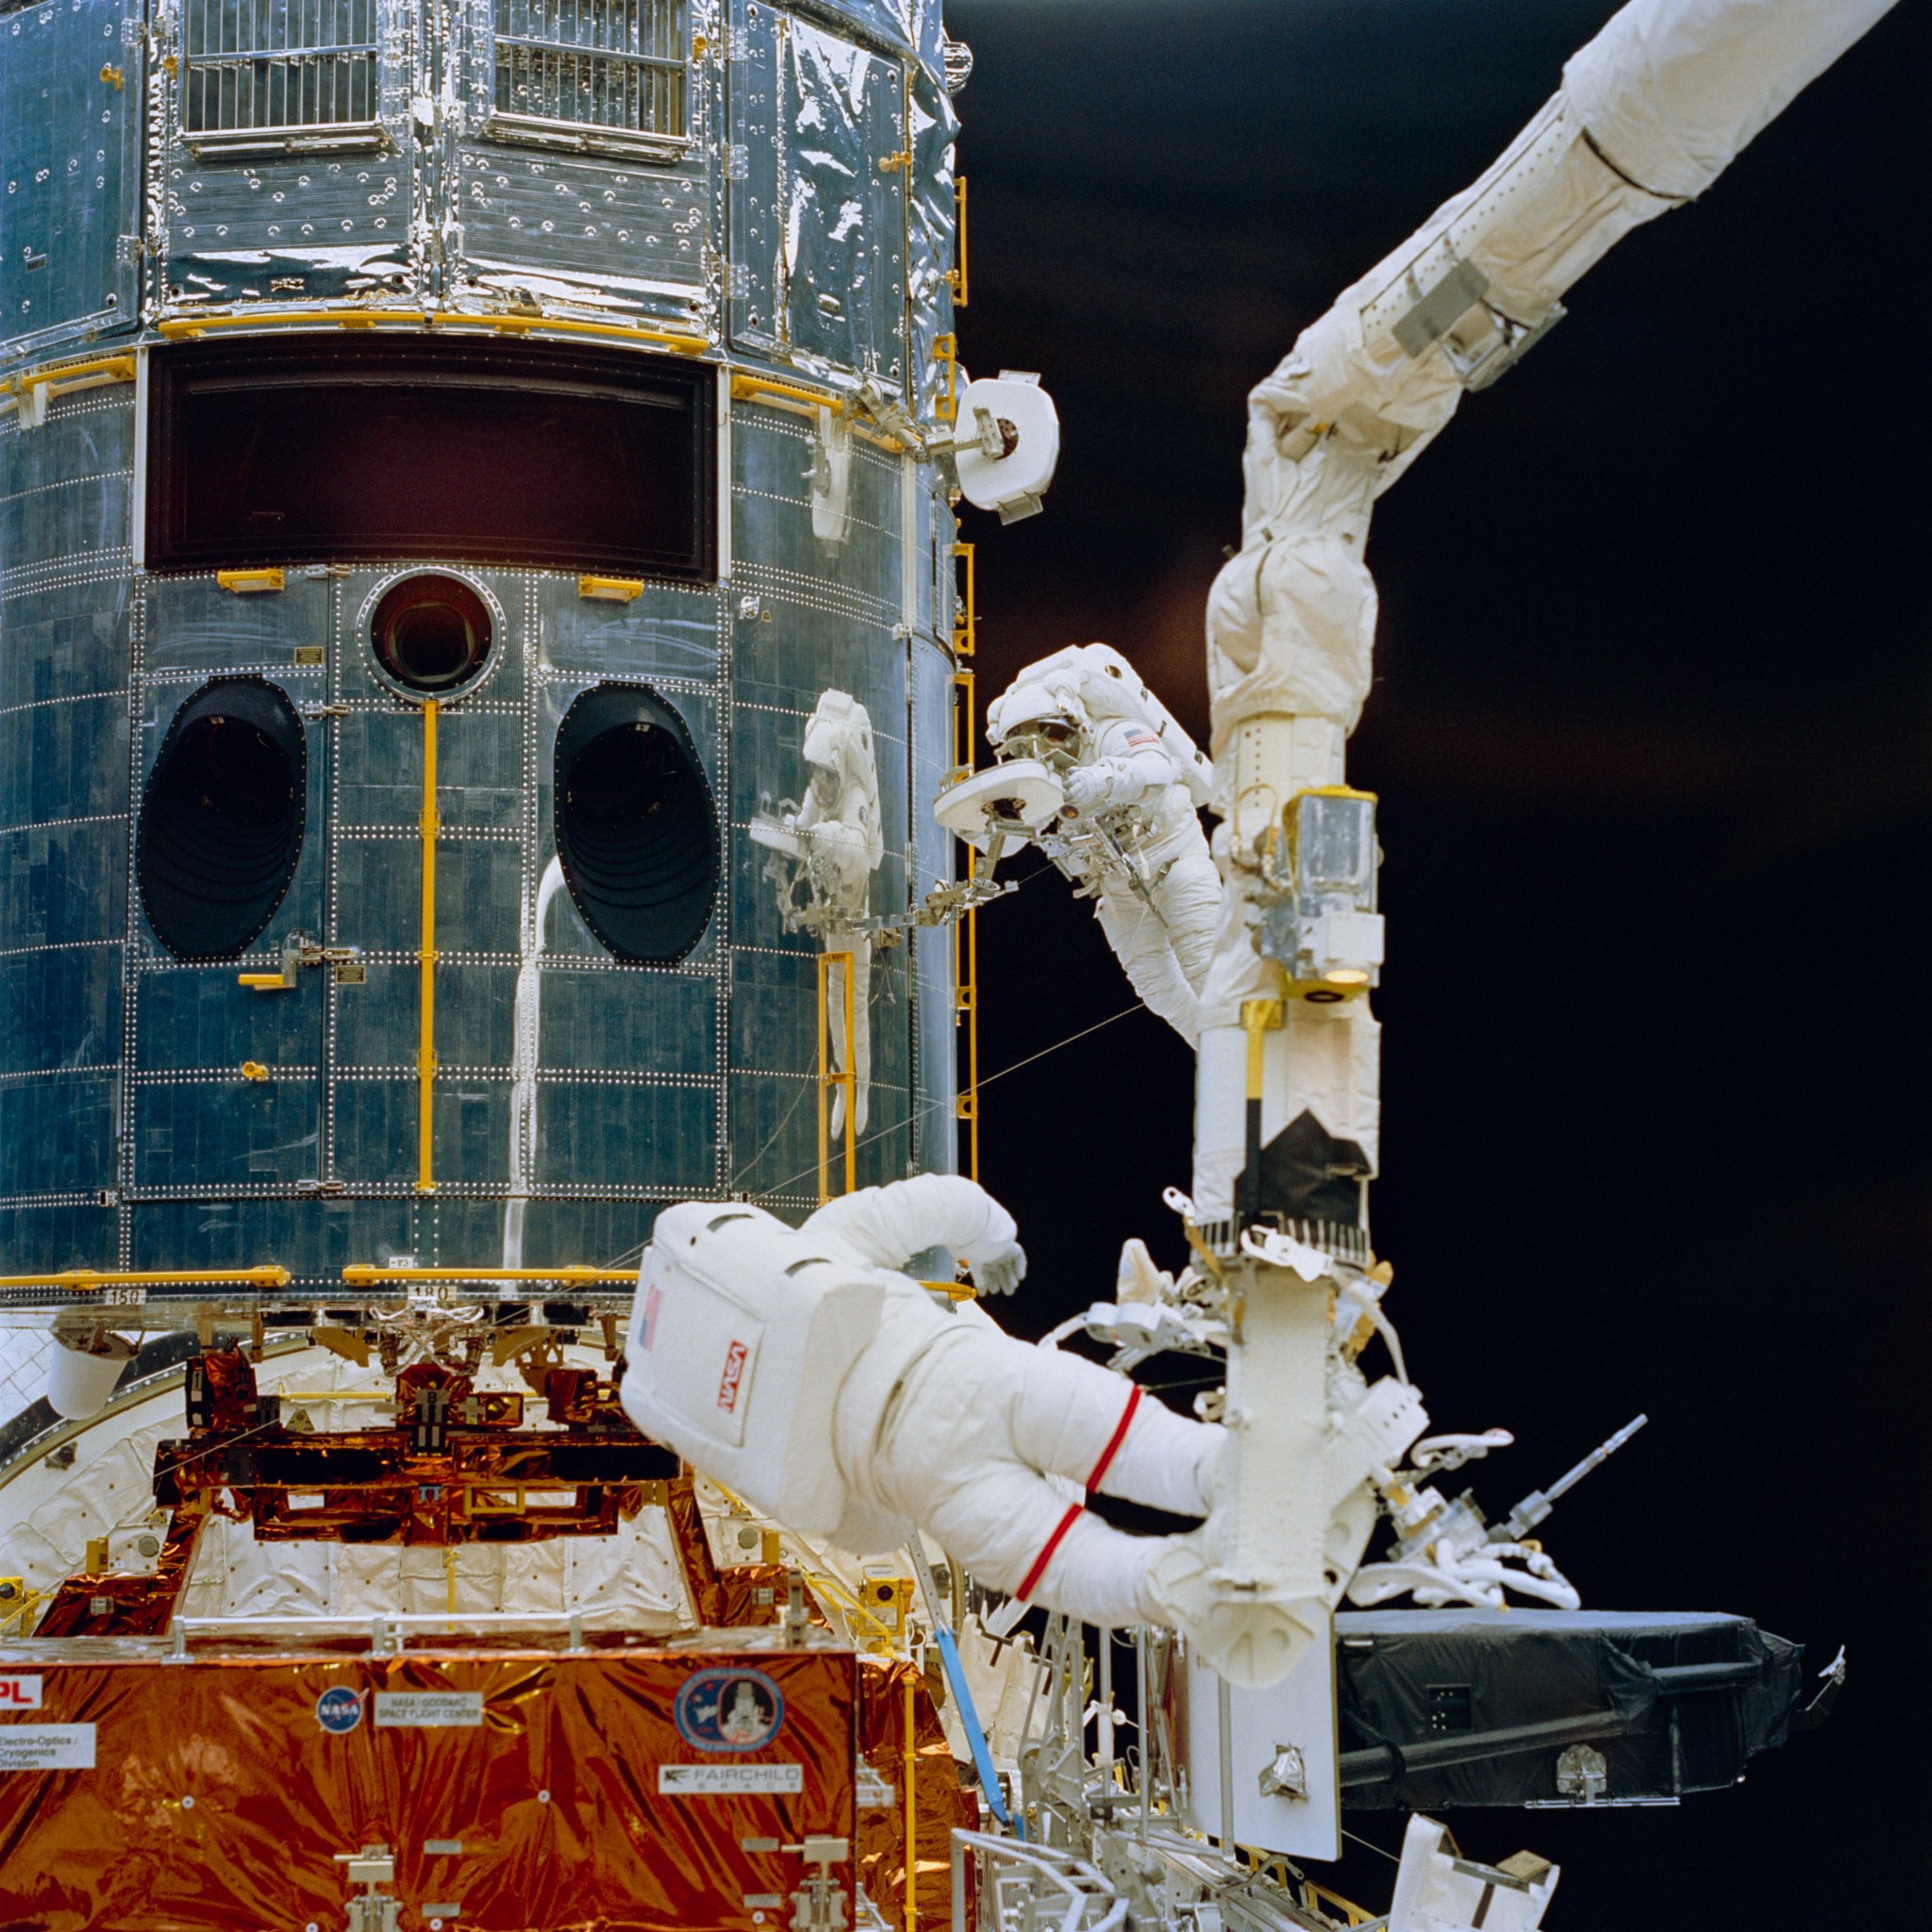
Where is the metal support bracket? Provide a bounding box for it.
[238,931,363,991]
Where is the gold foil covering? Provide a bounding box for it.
[856,1657,976,1926]
[0,1635,857,1930]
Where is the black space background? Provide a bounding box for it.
[935,2,1928,1923]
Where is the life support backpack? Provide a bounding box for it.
[619,1201,888,1539]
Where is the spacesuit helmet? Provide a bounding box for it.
[800,690,880,815]
[802,690,872,774]
[988,682,1090,767]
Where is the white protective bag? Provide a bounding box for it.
[619,1202,886,1537]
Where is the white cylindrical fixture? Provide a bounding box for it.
[45,1329,136,1420]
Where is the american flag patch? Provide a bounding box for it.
[1125,729,1159,749]
[640,1281,661,1351]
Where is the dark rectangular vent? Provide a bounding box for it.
[145,335,716,579]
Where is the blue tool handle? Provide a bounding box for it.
[934,1624,1023,1838]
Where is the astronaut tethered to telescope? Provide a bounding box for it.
[751,691,886,1138]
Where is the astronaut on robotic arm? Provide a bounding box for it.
[621,1174,1241,1662]
[979,646,1221,1047]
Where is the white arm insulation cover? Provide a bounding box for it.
[1206,0,1896,762]
[1563,0,1897,202]
[619,1202,887,1538]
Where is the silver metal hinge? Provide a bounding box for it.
[1555,1743,1607,1804]
[116,234,144,265]
[724,143,750,181]
[336,1846,401,1932]
[725,25,750,61]
[785,1837,850,1932]
[726,260,751,301]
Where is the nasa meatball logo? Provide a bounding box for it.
[673,1667,784,1753]
[314,1686,365,1735]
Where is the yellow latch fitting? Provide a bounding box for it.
[240,1061,270,1082]
[217,569,285,595]
[578,576,644,602]
[948,175,969,307]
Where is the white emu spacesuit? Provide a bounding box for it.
[986,649,1220,1046]
[808,1176,1224,1629]
[766,691,883,1136]
[621,1175,1227,1639]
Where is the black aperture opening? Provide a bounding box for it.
[372,575,493,693]
[555,683,717,964]
[137,677,308,959]
[144,335,715,577]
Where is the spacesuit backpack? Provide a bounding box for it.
[619,1202,886,1537]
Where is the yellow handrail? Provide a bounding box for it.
[155,308,708,355]
[917,1279,975,1304]
[0,1266,291,1291]
[217,568,285,594]
[1301,1880,1381,1927]
[0,354,138,417]
[340,1265,636,1286]
[951,666,980,1182]
[949,175,969,308]
[934,333,958,425]
[417,700,440,1194]
[727,372,906,455]
[952,541,974,658]
[730,371,846,415]
[816,951,858,1203]
[903,1670,919,1932]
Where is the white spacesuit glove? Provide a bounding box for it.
[964,1238,1027,1297]
[1061,763,1115,814]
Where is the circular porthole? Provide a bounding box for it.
[137,677,307,960]
[555,683,718,964]
[368,574,494,695]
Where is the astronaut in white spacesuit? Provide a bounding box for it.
[804,1174,1225,1633]
[986,652,1220,1047]
[774,690,884,1135]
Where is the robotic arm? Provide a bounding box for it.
[1208,0,1899,808]
[1186,0,1901,1685]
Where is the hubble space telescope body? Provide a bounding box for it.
[0,0,970,1284]
[0,0,1890,1926]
